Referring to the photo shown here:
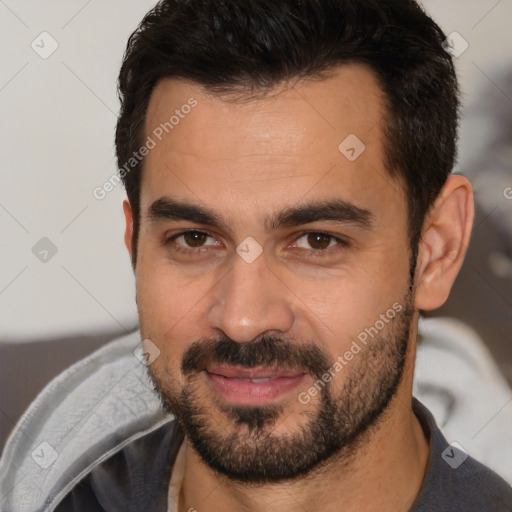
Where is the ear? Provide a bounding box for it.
[123,199,135,262]
[414,174,474,310]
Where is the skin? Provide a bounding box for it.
[123,63,474,512]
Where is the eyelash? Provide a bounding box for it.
[164,231,218,254]
[163,230,349,258]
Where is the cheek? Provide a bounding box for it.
[135,251,217,329]
[288,262,407,342]
[135,260,226,379]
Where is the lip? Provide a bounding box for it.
[204,366,306,405]
[206,365,303,379]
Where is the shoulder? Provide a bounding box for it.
[412,399,512,512]
[0,331,169,512]
[55,420,183,512]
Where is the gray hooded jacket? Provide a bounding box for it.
[1,318,511,511]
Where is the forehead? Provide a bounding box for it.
[140,63,407,227]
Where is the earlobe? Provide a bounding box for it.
[123,199,134,261]
[414,175,474,311]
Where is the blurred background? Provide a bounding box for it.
[0,0,511,452]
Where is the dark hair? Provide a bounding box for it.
[116,0,459,266]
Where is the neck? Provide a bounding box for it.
[178,383,429,512]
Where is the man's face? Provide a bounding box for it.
[129,64,417,482]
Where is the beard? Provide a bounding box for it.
[145,291,415,484]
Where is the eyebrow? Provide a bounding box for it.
[268,199,374,230]
[147,197,230,231]
[146,196,374,232]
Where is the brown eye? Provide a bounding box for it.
[298,232,336,250]
[165,230,221,254]
[307,233,332,250]
[182,231,209,247]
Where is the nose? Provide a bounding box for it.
[208,251,295,343]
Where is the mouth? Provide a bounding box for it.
[203,365,307,405]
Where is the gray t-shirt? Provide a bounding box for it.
[56,398,512,511]
[411,399,512,511]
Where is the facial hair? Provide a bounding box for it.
[146,291,415,484]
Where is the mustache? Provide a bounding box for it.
[181,335,332,380]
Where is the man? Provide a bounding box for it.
[2,0,512,511]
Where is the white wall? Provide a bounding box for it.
[1,0,511,340]
[0,0,156,339]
